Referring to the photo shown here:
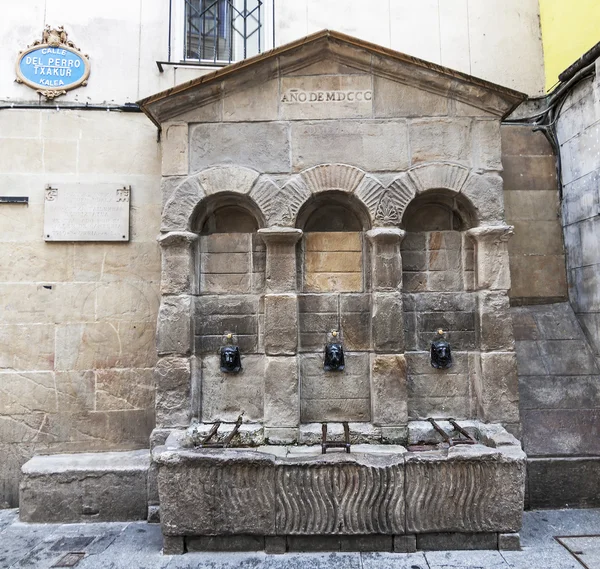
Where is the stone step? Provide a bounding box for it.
[19,449,150,523]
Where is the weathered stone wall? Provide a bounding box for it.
[501,125,568,304]
[0,109,161,506]
[557,72,600,360]
[151,37,523,447]
[513,303,600,508]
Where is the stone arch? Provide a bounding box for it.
[299,163,366,194]
[161,165,261,231]
[191,192,266,233]
[401,188,478,231]
[372,173,416,227]
[254,164,386,228]
[371,163,496,229]
[250,176,309,227]
[295,190,372,231]
[407,162,471,195]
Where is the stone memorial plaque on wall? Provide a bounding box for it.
[44,184,130,241]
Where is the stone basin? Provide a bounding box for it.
[153,421,525,552]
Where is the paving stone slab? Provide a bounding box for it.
[425,549,510,569]
[76,522,168,569]
[558,536,600,569]
[0,508,598,568]
[500,547,582,569]
[361,551,429,569]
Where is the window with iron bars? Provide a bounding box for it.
[180,0,268,65]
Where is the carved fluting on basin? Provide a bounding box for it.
[154,424,526,540]
[275,462,404,535]
[405,457,525,534]
[158,455,276,536]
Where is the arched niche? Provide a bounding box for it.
[400,188,478,356]
[296,192,371,294]
[192,192,265,234]
[401,190,478,232]
[191,193,266,297]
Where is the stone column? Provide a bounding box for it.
[366,228,408,435]
[154,231,198,429]
[367,228,406,352]
[158,231,198,295]
[466,225,519,429]
[258,227,302,442]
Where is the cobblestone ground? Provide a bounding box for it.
[0,508,599,568]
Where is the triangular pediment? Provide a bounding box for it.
[139,30,525,126]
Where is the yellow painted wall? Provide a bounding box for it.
[539,0,600,92]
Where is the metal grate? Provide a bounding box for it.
[51,552,85,568]
[182,0,265,65]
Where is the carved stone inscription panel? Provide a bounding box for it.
[280,75,373,120]
[44,184,130,241]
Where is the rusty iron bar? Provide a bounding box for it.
[200,421,221,446]
[428,417,454,446]
[448,418,477,443]
[199,414,243,448]
[321,422,351,454]
[223,414,244,448]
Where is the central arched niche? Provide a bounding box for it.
[295,191,373,423]
[192,193,266,423]
[401,189,478,421]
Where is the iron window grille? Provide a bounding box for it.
[168,0,271,66]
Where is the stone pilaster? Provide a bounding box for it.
[367,228,406,353]
[161,122,188,176]
[258,228,302,433]
[467,225,519,426]
[158,231,198,295]
[466,225,513,291]
[371,354,408,426]
[264,356,299,430]
[366,228,406,291]
[155,232,197,429]
[257,227,303,293]
[154,356,191,428]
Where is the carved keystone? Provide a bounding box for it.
[466,225,513,291]
[158,231,198,295]
[258,227,303,293]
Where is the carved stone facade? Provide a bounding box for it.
[139,31,527,549]
[142,32,524,441]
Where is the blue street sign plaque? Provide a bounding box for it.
[16,26,90,100]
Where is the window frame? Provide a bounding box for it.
[169,0,274,66]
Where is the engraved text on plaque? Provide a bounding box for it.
[44,185,130,241]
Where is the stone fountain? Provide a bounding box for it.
[140,30,527,554]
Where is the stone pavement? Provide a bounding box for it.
[0,508,599,569]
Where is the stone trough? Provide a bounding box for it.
[154,421,525,553]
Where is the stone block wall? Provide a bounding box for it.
[198,234,265,294]
[512,303,600,508]
[0,109,161,506]
[402,232,472,293]
[501,125,568,304]
[303,232,363,292]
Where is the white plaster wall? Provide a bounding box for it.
[1,0,544,104]
[0,0,217,103]
[276,0,545,96]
